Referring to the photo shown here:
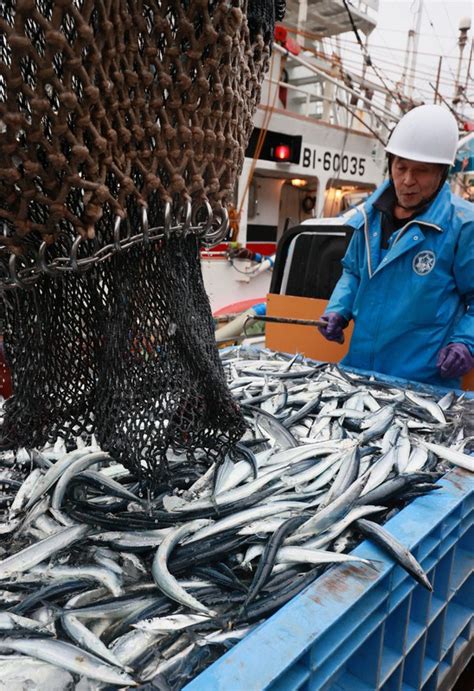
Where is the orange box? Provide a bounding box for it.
[265,294,352,363]
[265,293,473,392]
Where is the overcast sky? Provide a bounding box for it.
[337,0,473,121]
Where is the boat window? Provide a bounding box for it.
[278,177,319,240]
[323,179,375,217]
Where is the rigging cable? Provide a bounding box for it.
[337,53,459,105]
[427,84,466,125]
[234,51,284,240]
[334,44,462,86]
[340,0,408,112]
[338,36,461,60]
[335,98,387,145]
[422,3,457,81]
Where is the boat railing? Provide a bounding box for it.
[282,0,378,37]
[263,44,399,140]
[352,0,379,15]
[262,74,387,135]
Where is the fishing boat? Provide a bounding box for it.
[203,0,473,320]
[203,0,395,315]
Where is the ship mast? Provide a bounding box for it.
[406,0,423,100]
[453,16,472,116]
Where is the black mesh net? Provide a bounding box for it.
[0,0,285,492]
[2,232,246,490]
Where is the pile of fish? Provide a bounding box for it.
[0,347,473,690]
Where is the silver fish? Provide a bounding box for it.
[356,518,432,590]
[0,638,137,686]
[62,613,132,670]
[0,525,89,580]
[405,390,446,424]
[152,519,216,615]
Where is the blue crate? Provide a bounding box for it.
[185,468,473,691]
[185,362,473,691]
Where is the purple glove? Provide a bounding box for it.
[318,312,348,344]
[436,343,474,379]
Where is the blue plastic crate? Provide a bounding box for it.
[185,364,474,691]
[185,468,473,691]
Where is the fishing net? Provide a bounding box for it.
[0,0,285,490]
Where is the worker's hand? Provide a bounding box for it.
[318,312,348,344]
[436,343,474,379]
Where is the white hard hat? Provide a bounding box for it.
[385,105,459,165]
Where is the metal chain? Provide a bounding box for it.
[0,201,229,292]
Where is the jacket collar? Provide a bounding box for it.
[356,181,452,279]
[360,179,452,233]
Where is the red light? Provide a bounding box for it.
[275,144,291,161]
[274,26,287,43]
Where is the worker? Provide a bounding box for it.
[318,104,474,388]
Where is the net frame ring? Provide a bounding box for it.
[200,206,230,249]
[8,250,41,290]
[113,214,131,252]
[162,201,173,239]
[39,230,89,275]
[69,234,98,273]
[192,200,214,240]
[38,239,60,277]
[177,200,192,238]
[141,207,150,247]
[38,227,74,276]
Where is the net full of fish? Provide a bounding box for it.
[0,346,473,689]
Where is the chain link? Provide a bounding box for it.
[0,202,229,292]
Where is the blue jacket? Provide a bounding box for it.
[326,180,474,388]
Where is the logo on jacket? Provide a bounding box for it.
[413,250,436,276]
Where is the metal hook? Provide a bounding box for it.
[69,235,84,273]
[142,207,150,246]
[8,252,40,290]
[163,202,172,238]
[69,234,96,273]
[178,200,192,236]
[38,240,60,276]
[192,200,214,238]
[201,206,229,248]
[40,229,82,275]
[113,215,127,251]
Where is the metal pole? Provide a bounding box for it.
[407,0,423,100]
[297,0,308,48]
[464,38,473,92]
[433,56,442,104]
[244,315,327,331]
[453,17,471,108]
[453,17,471,114]
[399,29,413,96]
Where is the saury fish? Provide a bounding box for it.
[0,347,471,689]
